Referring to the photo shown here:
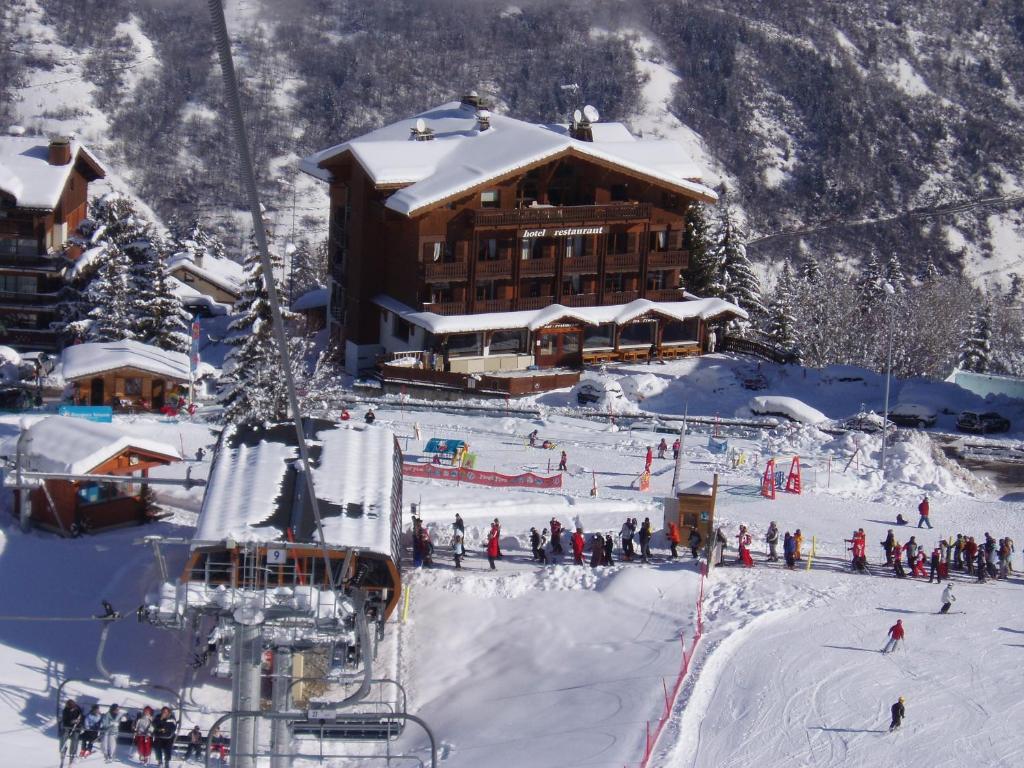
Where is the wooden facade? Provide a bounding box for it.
[0,138,105,350]
[67,365,188,411]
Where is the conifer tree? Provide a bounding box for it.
[801,254,820,284]
[885,253,907,293]
[684,202,722,297]
[917,254,941,283]
[86,245,137,341]
[713,211,765,323]
[958,306,992,373]
[763,262,802,362]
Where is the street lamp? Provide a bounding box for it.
[879,281,896,479]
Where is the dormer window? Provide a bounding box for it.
[480,190,500,209]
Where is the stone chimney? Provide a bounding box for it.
[48,136,72,166]
[476,109,491,132]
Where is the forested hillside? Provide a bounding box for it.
[3,0,1023,284]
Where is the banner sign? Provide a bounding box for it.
[58,405,113,423]
[519,226,606,238]
[402,463,562,488]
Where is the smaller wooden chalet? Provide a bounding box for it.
[166,250,243,308]
[291,287,329,332]
[17,415,180,535]
[0,133,106,350]
[62,339,191,411]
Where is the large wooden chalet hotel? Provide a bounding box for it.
[302,94,745,392]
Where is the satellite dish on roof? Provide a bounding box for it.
[415,118,427,134]
[583,105,600,123]
[573,109,583,125]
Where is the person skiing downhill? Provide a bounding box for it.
[889,697,906,731]
[882,620,905,654]
[940,583,956,614]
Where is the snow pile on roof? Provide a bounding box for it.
[0,136,105,209]
[301,101,716,216]
[167,276,230,316]
[62,340,190,381]
[21,415,180,475]
[375,295,745,335]
[747,395,827,425]
[678,480,715,496]
[166,251,244,297]
[292,287,329,312]
[194,420,399,553]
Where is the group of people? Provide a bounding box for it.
[60,700,191,765]
[881,528,1015,583]
[735,522,805,569]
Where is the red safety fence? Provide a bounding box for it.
[401,463,563,489]
[635,565,706,768]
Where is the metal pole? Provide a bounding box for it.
[880,284,896,478]
[270,646,293,768]
[231,621,263,768]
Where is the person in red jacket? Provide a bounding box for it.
[917,495,932,529]
[572,528,585,565]
[667,522,681,558]
[645,446,654,472]
[486,526,499,570]
[737,525,754,567]
[881,619,905,653]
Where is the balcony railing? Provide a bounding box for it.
[605,253,641,272]
[519,257,556,276]
[422,301,466,316]
[476,259,512,279]
[517,295,554,310]
[474,298,513,313]
[645,288,686,302]
[562,255,599,273]
[647,249,689,270]
[474,202,652,228]
[605,290,639,304]
[423,260,468,282]
[0,291,60,307]
[561,293,598,307]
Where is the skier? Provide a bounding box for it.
[912,549,927,578]
[558,450,568,472]
[486,525,499,570]
[881,620,905,654]
[976,546,987,583]
[892,541,907,578]
[794,529,804,561]
[452,531,465,570]
[550,518,564,555]
[917,495,932,528]
[590,533,605,567]
[644,446,654,472]
[953,534,964,570]
[672,438,680,461]
[493,518,503,558]
[881,529,896,566]
[60,699,83,764]
[928,547,942,583]
[964,536,978,575]
[539,529,549,564]
[572,528,585,565]
[80,704,102,757]
[364,408,376,424]
[603,533,615,565]
[905,536,918,570]
[152,706,177,768]
[889,697,906,731]
[134,706,154,765]
[620,518,635,561]
[530,527,542,561]
[667,521,681,558]
[940,582,956,614]
[420,527,435,567]
[528,429,538,447]
[765,522,779,562]
[638,518,653,563]
[851,529,868,573]
[658,438,668,459]
[99,703,122,764]
[688,526,702,559]
[783,531,796,569]
[737,525,754,567]
[183,725,203,761]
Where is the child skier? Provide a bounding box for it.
[881,620,905,654]
[783,531,796,569]
[940,583,956,614]
[558,451,568,472]
[452,531,465,570]
[889,697,906,731]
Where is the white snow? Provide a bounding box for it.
[747,395,828,424]
[61,339,190,382]
[884,57,933,98]
[291,286,329,312]
[301,100,717,217]
[0,136,105,209]
[19,415,180,475]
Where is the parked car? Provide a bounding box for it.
[887,403,938,429]
[747,396,827,425]
[956,410,1011,434]
[572,374,627,411]
[838,410,891,433]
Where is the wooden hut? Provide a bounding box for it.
[61,339,190,411]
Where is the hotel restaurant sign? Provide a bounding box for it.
[519,226,606,238]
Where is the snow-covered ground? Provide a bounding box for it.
[1,355,1022,766]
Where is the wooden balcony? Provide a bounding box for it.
[0,291,60,307]
[423,260,468,282]
[561,293,598,307]
[519,257,556,276]
[474,298,513,313]
[645,288,686,302]
[476,259,513,279]
[605,290,639,304]
[647,249,689,270]
[474,202,652,228]
[605,253,641,272]
[562,255,599,274]
[422,301,466,316]
[517,295,554,310]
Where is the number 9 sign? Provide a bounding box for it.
[267,547,287,565]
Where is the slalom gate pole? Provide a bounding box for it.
[806,536,816,571]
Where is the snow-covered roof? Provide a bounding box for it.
[374,294,746,335]
[301,101,716,217]
[292,287,329,312]
[194,420,400,554]
[62,340,191,381]
[166,252,244,297]
[168,276,230,316]
[748,396,827,425]
[0,136,105,209]
[678,480,715,497]
[21,415,180,475]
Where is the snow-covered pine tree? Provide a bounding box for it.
[137,249,191,352]
[763,262,802,362]
[684,202,722,297]
[714,211,765,324]
[218,235,292,424]
[856,251,884,298]
[917,254,941,283]
[171,218,227,264]
[885,253,907,293]
[86,244,137,341]
[801,254,820,284]
[958,305,992,373]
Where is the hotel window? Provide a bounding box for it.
[618,321,656,347]
[476,281,498,300]
[562,274,582,295]
[480,190,500,208]
[662,319,699,344]
[489,329,526,354]
[583,323,614,349]
[647,270,667,290]
[0,275,37,293]
[394,316,412,342]
[447,332,482,357]
[424,241,453,262]
[124,378,143,396]
[650,230,668,252]
[565,235,594,260]
[604,273,625,292]
[607,231,637,255]
[610,183,629,202]
[478,238,499,261]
